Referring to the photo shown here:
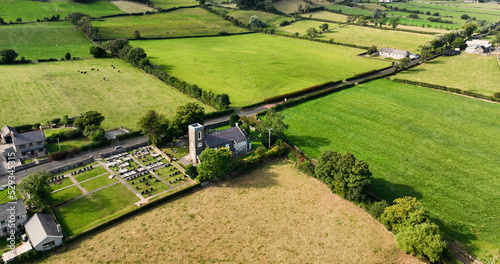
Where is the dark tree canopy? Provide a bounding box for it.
[137,110,172,146]
[66,12,87,25]
[229,114,240,127]
[105,38,130,55]
[18,171,52,208]
[173,103,205,135]
[257,109,289,147]
[0,49,18,64]
[90,46,108,58]
[315,151,371,202]
[73,111,105,130]
[396,222,446,262]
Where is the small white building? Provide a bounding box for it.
[379,0,393,2]
[379,47,410,59]
[465,40,491,54]
[25,214,63,251]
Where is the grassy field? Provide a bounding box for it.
[79,174,116,192]
[281,21,432,52]
[151,0,199,9]
[0,0,123,22]
[0,59,213,130]
[325,5,372,16]
[74,166,108,182]
[273,0,309,14]
[111,0,155,13]
[226,10,289,27]
[93,8,246,39]
[37,159,422,264]
[49,186,83,206]
[49,178,74,192]
[0,21,93,60]
[281,79,500,260]
[131,34,390,107]
[53,183,139,236]
[0,188,22,204]
[396,53,500,96]
[46,138,92,153]
[306,10,348,22]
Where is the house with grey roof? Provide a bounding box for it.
[379,47,410,59]
[188,123,251,163]
[12,130,46,160]
[1,126,17,144]
[25,214,63,251]
[0,199,27,237]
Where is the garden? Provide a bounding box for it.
[130,33,390,107]
[280,79,500,259]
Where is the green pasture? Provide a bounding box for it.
[130,34,390,107]
[273,0,309,14]
[0,21,93,60]
[324,5,372,16]
[396,53,500,96]
[53,183,139,236]
[93,8,246,39]
[281,79,500,260]
[385,10,463,25]
[111,0,155,13]
[79,174,116,192]
[150,0,199,9]
[74,166,108,182]
[281,21,432,52]
[394,16,460,30]
[49,178,74,192]
[0,187,22,204]
[388,2,500,21]
[225,10,289,27]
[306,11,348,22]
[0,0,122,22]
[0,59,213,130]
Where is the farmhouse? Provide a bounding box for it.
[25,213,63,251]
[189,123,251,163]
[0,199,27,237]
[0,126,47,161]
[465,40,491,54]
[379,48,410,59]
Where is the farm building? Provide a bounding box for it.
[0,199,27,237]
[379,48,410,59]
[465,40,491,54]
[0,126,17,144]
[188,123,251,163]
[25,214,63,251]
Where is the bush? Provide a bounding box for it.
[115,130,142,141]
[396,223,446,262]
[368,200,389,219]
[14,124,34,133]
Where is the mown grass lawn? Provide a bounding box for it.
[111,0,155,13]
[46,137,92,153]
[53,162,99,178]
[49,178,74,192]
[395,53,500,96]
[79,174,115,192]
[53,183,139,237]
[281,21,433,53]
[0,59,213,130]
[74,166,108,182]
[151,0,198,9]
[49,186,83,206]
[0,187,22,204]
[0,0,122,22]
[225,10,289,27]
[281,79,500,260]
[93,8,246,39]
[131,34,390,107]
[306,11,348,22]
[0,21,93,60]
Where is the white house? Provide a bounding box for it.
[379,48,410,59]
[25,214,63,251]
[465,40,491,54]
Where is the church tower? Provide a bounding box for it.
[188,123,205,163]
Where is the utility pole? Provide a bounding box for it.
[267,128,273,148]
[57,138,61,151]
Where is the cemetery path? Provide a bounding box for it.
[52,181,120,208]
[68,174,87,194]
[98,160,147,204]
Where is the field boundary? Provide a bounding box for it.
[97,5,199,19]
[97,31,256,41]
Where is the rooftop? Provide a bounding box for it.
[12,130,45,146]
[25,214,63,248]
[379,47,409,56]
[1,126,17,138]
[205,126,248,148]
[0,200,27,220]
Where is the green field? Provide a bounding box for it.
[0,59,213,130]
[151,0,199,9]
[0,21,94,60]
[49,186,83,206]
[225,10,289,27]
[79,174,116,192]
[93,8,246,39]
[74,166,108,182]
[325,5,372,16]
[112,0,155,13]
[49,178,74,192]
[53,183,139,236]
[131,34,390,107]
[281,79,500,259]
[281,21,432,52]
[273,0,309,14]
[0,187,22,204]
[307,10,348,22]
[0,0,122,22]
[396,54,500,96]
[47,138,92,153]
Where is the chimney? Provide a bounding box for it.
[56,224,61,234]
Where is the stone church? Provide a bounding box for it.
[189,123,251,163]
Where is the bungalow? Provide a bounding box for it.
[465,40,491,54]
[379,47,410,59]
[189,123,251,163]
[0,200,28,237]
[25,214,63,251]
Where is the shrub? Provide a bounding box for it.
[396,223,446,262]
[368,200,389,219]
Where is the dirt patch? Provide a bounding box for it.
[37,159,423,264]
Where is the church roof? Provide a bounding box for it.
[205,126,248,148]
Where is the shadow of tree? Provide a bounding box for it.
[370,177,423,201]
[284,135,331,151]
[432,217,478,253]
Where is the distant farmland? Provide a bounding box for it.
[37,159,423,264]
[281,79,500,260]
[0,21,93,60]
[131,34,390,107]
[0,59,212,130]
[93,8,246,39]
